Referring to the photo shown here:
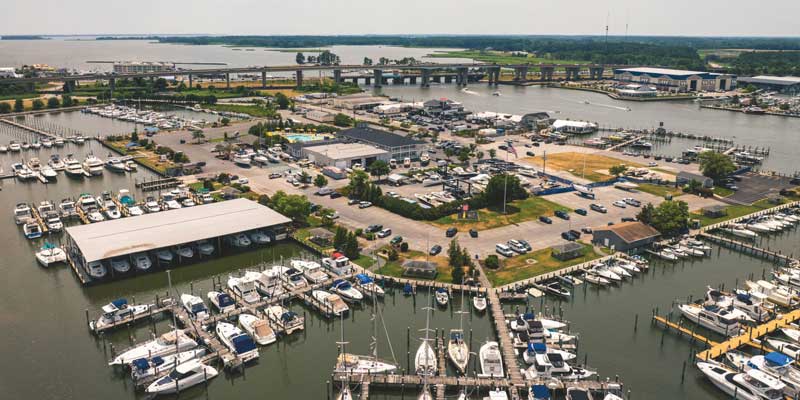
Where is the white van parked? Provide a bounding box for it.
[507,240,527,254]
[496,244,514,257]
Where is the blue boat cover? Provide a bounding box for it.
[529,342,547,353]
[736,293,753,305]
[531,385,550,399]
[403,283,413,294]
[450,332,463,340]
[765,352,792,366]
[436,288,447,293]
[523,313,535,320]
[232,334,257,354]
[151,356,165,367]
[355,274,373,284]
[131,358,150,371]
[191,303,207,315]
[333,280,352,290]
[281,311,297,322]
[217,293,235,308]
[111,299,128,308]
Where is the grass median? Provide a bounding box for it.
[484,242,604,286]
[690,198,777,226]
[431,196,570,230]
[374,249,454,284]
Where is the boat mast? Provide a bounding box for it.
[167,270,179,361]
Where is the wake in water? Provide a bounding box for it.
[460,88,480,96]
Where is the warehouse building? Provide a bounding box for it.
[592,221,661,252]
[303,142,389,168]
[332,93,390,110]
[552,119,598,134]
[737,76,800,95]
[113,61,176,74]
[614,67,735,92]
[339,125,427,161]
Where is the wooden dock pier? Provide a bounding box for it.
[696,308,800,361]
[135,177,181,192]
[698,232,798,266]
[0,118,59,140]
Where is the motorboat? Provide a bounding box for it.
[312,290,349,317]
[473,293,487,311]
[529,385,552,400]
[41,165,58,180]
[103,201,121,219]
[110,330,198,366]
[542,281,571,298]
[105,158,127,172]
[249,269,285,298]
[64,156,86,178]
[195,240,215,256]
[180,294,209,321]
[279,266,309,289]
[322,254,354,275]
[127,205,144,216]
[130,252,151,271]
[82,154,104,176]
[265,305,304,334]
[415,338,437,376]
[54,137,65,146]
[181,198,196,207]
[35,242,66,267]
[478,341,504,378]
[589,265,622,282]
[207,291,236,313]
[21,142,30,150]
[174,245,194,259]
[130,348,207,383]
[447,329,469,374]
[584,272,610,286]
[510,315,530,332]
[523,353,595,381]
[22,220,43,239]
[292,260,328,284]
[656,249,679,261]
[58,199,77,218]
[696,361,784,400]
[726,351,800,396]
[435,288,449,307]
[678,303,744,336]
[239,313,276,345]
[8,142,21,152]
[110,257,131,274]
[337,386,354,400]
[164,199,182,210]
[145,198,161,213]
[228,232,251,248]
[154,249,174,264]
[13,203,32,225]
[767,339,800,360]
[355,273,385,297]
[31,141,42,149]
[745,280,798,308]
[216,321,259,362]
[27,157,41,171]
[228,276,261,304]
[40,211,61,232]
[41,138,53,148]
[559,275,583,286]
[78,195,104,223]
[248,230,271,244]
[85,261,107,279]
[89,298,151,331]
[566,388,593,400]
[518,313,567,331]
[11,163,36,180]
[331,279,364,303]
[232,152,252,166]
[145,360,218,395]
[522,342,575,364]
[782,328,800,343]
[707,287,774,323]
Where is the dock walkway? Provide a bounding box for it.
[697,309,800,361]
[0,118,59,139]
[699,232,798,266]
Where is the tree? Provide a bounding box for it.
[299,170,311,184]
[275,92,290,109]
[269,191,312,223]
[0,102,10,114]
[346,170,370,199]
[636,203,656,225]
[489,148,497,159]
[220,117,231,126]
[61,95,73,107]
[483,174,528,207]
[32,99,44,110]
[698,152,736,184]
[295,52,306,65]
[457,148,471,164]
[318,50,341,66]
[684,179,702,194]
[130,131,139,143]
[192,131,206,144]
[368,160,390,181]
[484,255,500,269]
[344,232,360,259]
[609,164,627,176]
[645,200,689,236]
[387,247,399,261]
[333,226,348,250]
[314,174,328,188]
[363,57,373,66]
[476,151,484,161]
[153,78,168,91]
[47,97,60,109]
[318,207,336,227]
[13,98,24,112]
[333,113,354,127]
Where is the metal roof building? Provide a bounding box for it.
[613,67,735,92]
[66,198,291,266]
[303,142,389,168]
[339,125,427,161]
[738,75,800,95]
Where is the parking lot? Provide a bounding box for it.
[727,172,798,204]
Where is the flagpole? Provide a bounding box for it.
[503,140,509,214]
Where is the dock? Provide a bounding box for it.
[0,118,59,140]
[696,309,800,361]
[135,177,181,192]
[698,232,798,266]
[496,255,617,292]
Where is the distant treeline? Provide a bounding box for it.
[732,51,800,76]
[1,35,46,40]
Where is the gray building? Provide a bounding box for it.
[592,221,661,252]
[304,142,389,168]
[737,76,800,95]
[520,112,551,131]
[676,171,714,188]
[338,125,427,161]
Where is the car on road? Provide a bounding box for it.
[469,229,479,238]
[377,228,392,238]
[446,227,458,237]
[358,201,373,209]
[237,178,249,185]
[386,191,400,198]
[568,229,581,239]
[390,236,403,245]
[348,198,360,205]
[590,203,608,213]
[329,192,342,199]
[269,172,282,179]
[495,243,514,257]
[575,208,587,216]
[623,198,641,207]
[526,151,535,157]
[647,162,658,167]
[507,240,528,254]
[612,200,627,208]
[561,231,577,241]
[316,187,333,196]
[429,245,442,256]
[621,217,637,222]
[366,224,383,233]
[539,216,553,224]
[518,239,532,252]
[554,210,570,220]
[325,211,339,220]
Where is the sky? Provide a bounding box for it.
[2,0,799,37]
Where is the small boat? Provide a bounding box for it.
[103,201,121,219]
[207,291,236,313]
[22,220,43,239]
[58,199,77,218]
[174,245,194,259]
[696,361,784,400]
[196,240,215,256]
[85,261,107,279]
[110,330,197,366]
[180,294,209,321]
[447,329,469,374]
[145,360,218,395]
[154,249,173,263]
[21,142,31,150]
[331,279,364,303]
[354,274,385,297]
[27,157,41,171]
[403,283,414,296]
[559,275,583,286]
[41,166,58,180]
[31,141,42,149]
[127,205,144,216]
[82,154,104,176]
[280,267,309,289]
[292,260,328,284]
[110,257,131,273]
[41,138,53,148]
[89,298,151,331]
[542,282,571,298]
[130,348,207,383]
[435,288,449,307]
[478,341,504,378]
[54,137,65,146]
[232,153,252,166]
[523,353,595,381]
[13,203,32,224]
[767,339,800,360]
[337,386,354,400]
[248,230,271,244]
[265,305,304,334]
[239,313,276,345]
[35,242,67,267]
[145,199,161,213]
[473,293,487,311]
[529,385,552,400]
[8,142,21,152]
[522,342,575,364]
[105,158,127,172]
[566,388,593,400]
[313,290,349,316]
[181,198,196,207]
[228,276,261,304]
[726,351,800,396]
[583,273,610,286]
[0,145,6,152]
[415,339,437,376]
[130,252,151,271]
[43,212,63,232]
[216,321,259,362]
[228,232,251,248]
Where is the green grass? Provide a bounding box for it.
[713,186,735,197]
[175,89,249,99]
[485,242,603,286]
[432,196,570,230]
[206,104,278,118]
[690,199,777,226]
[352,255,377,270]
[636,183,684,198]
[375,250,454,284]
[0,93,39,101]
[426,50,590,66]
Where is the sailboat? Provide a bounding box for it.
[336,314,354,400]
[415,294,437,376]
[334,285,398,374]
[448,285,470,374]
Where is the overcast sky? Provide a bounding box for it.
[2,0,799,37]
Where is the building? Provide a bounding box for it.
[332,93,390,110]
[304,142,389,168]
[615,83,658,98]
[737,76,800,95]
[0,67,19,78]
[676,171,713,188]
[520,112,551,131]
[113,61,176,74]
[614,67,735,92]
[338,125,427,161]
[702,205,728,218]
[64,199,291,282]
[592,221,661,252]
[550,242,585,261]
[423,98,464,116]
[552,119,598,134]
[305,110,334,123]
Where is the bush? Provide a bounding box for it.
[364,232,375,240]
[355,228,363,236]
[484,255,500,269]
[400,242,409,252]
[387,248,399,261]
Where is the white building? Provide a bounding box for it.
[304,142,389,168]
[113,61,176,74]
[613,67,735,93]
[305,110,334,123]
[0,67,20,78]
[615,84,658,98]
[552,119,598,134]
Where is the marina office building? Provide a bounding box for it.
[65,199,291,283]
[304,142,389,168]
[613,67,736,92]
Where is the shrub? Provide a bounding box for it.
[387,248,399,261]
[400,242,409,252]
[484,255,500,269]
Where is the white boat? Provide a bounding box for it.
[82,154,104,175]
[678,303,744,336]
[584,273,610,286]
[726,351,800,397]
[154,249,174,264]
[64,156,86,178]
[523,353,595,381]
[27,157,41,171]
[175,245,194,259]
[216,321,259,362]
[280,266,309,289]
[54,137,65,146]
[35,243,67,267]
[292,260,328,284]
[337,386,354,400]
[130,252,151,271]
[415,338,437,376]
[656,250,679,261]
[239,313,276,345]
[331,279,364,302]
[696,361,784,400]
[85,261,107,279]
[522,342,575,364]
[41,166,58,180]
[130,348,207,383]
[127,205,144,216]
[312,290,349,316]
[707,287,774,323]
[78,195,104,222]
[228,276,261,304]
[145,360,218,395]
[110,257,131,274]
[447,329,469,374]
[265,305,304,334]
[590,265,621,282]
[233,153,252,166]
[89,298,151,331]
[8,142,21,152]
[103,201,121,219]
[180,294,209,321]
[435,288,449,307]
[542,281,571,298]
[43,212,63,232]
[207,291,236,313]
[110,330,197,366]
[58,199,77,218]
[782,328,800,343]
[250,269,285,298]
[228,232,251,248]
[354,273,385,297]
[164,199,182,210]
[473,293,487,311]
[566,388,593,400]
[196,240,215,256]
[181,198,196,207]
[0,145,7,152]
[145,199,161,213]
[248,230,271,244]
[478,341,504,378]
[41,138,53,148]
[13,203,32,224]
[334,352,397,374]
[767,339,800,360]
[746,280,798,308]
[105,158,127,172]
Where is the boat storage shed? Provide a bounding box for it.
[592,221,661,252]
[66,198,291,271]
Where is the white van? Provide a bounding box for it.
[507,240,527,254]
[403,157,411,168]
[389,159,398,168]
[496,243,514,257]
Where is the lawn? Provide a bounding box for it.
[713,186,735,197]
[374,249,454,284]
[690,198,777,226]
[636,183,684,198]
[205,103,278,118]
[525,152,641,183]
[426,50,590,66]
[484,242,604,286]
[431,196,570,230]
[102,140,173,175]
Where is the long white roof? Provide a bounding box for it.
[67,198,291,262]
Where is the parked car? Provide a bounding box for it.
[366,224,383,233]
[612,200,627,208]
[621,217,637,222]
[469,229,479,238]
[348,198,360,205]
[390,236,403,245]
[590,203,608,213]
[358,201,373,209]
[561,231,576,241]
[575,208,587,216]
[507,240,527,254]
[568,229,581,239]
[526,151,535,157]
[316,187,333,196]
[539,216,553,224]
[554,210,570,220]
[518,239,532,252]
[446,227,458,237]
[495,243,514,257]
[581,227,593,234]
[269,172,282,179]
[377,228,392,238]
[329,192,342,199]
[623,198,641,207]
[429,245,442,256]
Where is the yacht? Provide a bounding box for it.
[78,195,104,223]
[228,276,261,304]
[89,299,151,331]
[130,348,207,384]
[292,260,328,284]
[279,266,309,289]
[766,339,800,360]
[43,213,62,232]
[196,240,215,256]
[40,166,58,180]
[522,342,576,364]
[35,243,67,267]
[180,294,209,322]
[216,321,259,363]
[542,281,571,298]
[207,291,236,313]
[478,341,504,378]
[239,313,276,345]
[447,329,469,374]
[249,269,285,298]
[103,201,121,219]
[355,273,385,297]
[105,158,127,172]
[64,156,86,178]
[23,220,43,239]
[745,280,798,308]
[697,362,784,400]
[110,330,197,366]
[154,249,174,264]
[584,272,610,286]
[248,229,271,244]
[435,288,449,307]
[82,154,104,176]
[145,360,218,395]
[8,142,21,152]
[415,338,437,376]
[523,353,595,381]
[13,203,32,225]
[232,152,252,166]
[27,157,42,171]
[678,303,744,336]
[312,290,349,317]
[707,287,774,323]
[110,257,131,274]
[181,197,196,207]
[131,252,152,271]
[265,305,304,334]
[473,292,487,311]
[145,198,161,213]
[163,197,182,210]
[127,205,144,216]
[85,261,107,279]
[12,163,35,180]
[48,155,66,171]
[331,279,364,302]
[726,351,800,396]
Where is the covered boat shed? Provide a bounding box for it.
[65,198,291,281]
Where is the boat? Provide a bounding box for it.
[58,199,77,218]
[110,257,131,273]
[523,353,595,381]
[248,229,271,244]
[239,313,276,345]
[54,137,65,146]
[145,198,161,213]
[678,303,744,336]
[529,385,552,400]
[110,330,197,366]
[473,292,487,311]
[447,329,469,374]
[41,138,53,148]
[478,341,504,378]
[435,288,449,307]
[583,273,610,286]
[127,205,144,216]
[207,291,236,313]
[13,203,32,224]
[105,158,127,172]
[82,154,104,176]
[232,152,252,166]
[42,212,63,232]
[145,360,218,395]
[27,157,41,171]
[89,298,151,331]
[337,386,354,400]
[35,242,67,267]
[78,194,104,222]
[130,348,207,383]
[355,273,385,297]
[745,280,798,308]
[181,198,196,207]
[566,388,593,400]
[154,249,173,264]
[331,279,364,303]
[8,142,21,152]
[180,294,209,321]
[767,339,800,360]
[11,163,36,180]
[279,266,309,289]
[64,156,85,178]
[312,290,349,316]
[130,252,151,271]
[292,260,328,284]
[103,201,121,219]
[522,342,575,364]
[782,328,800,343]
[707,287,774,323]
[22,220,42,239]
[216,321,259,362]
[726,351,800,396]
[542,281,571,298]
[696,361,784,400]
[174,245,193,259]
[0,144,7,152]
[265,305,304,334]
[227,232,251,247]
[589,265,622,282]
[228,276,261,304]
[560,275,583,286]
[85,261,107,279]
[416,300,437,377]
[196,240,215,256]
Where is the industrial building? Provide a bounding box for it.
[65,199,291,283]
[332,93,390,110]
[737,75,800,95]
[338,125,427,161]
[423,98,464,116]
[303,142,389,168]
[0,67,20,78]
[112,61,176,74]
[552,119,598,134]
[305,109,334,123]
[613,67,735,92]
[591,221,661,252]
